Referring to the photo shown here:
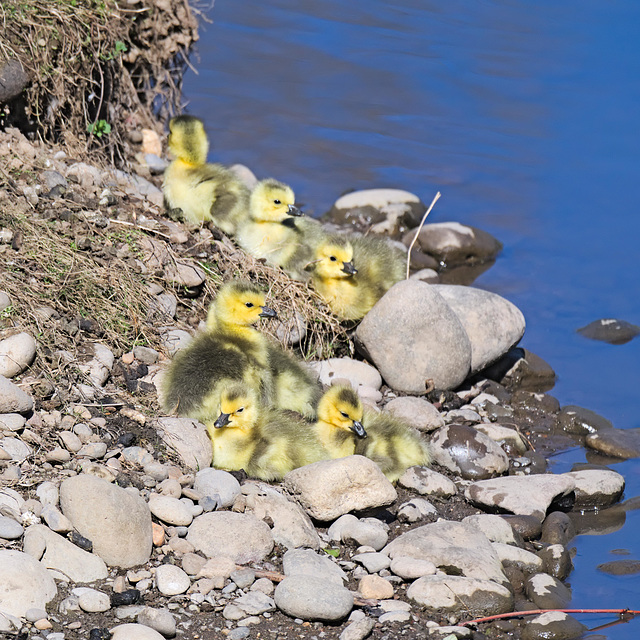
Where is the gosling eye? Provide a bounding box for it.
[245,302,254,308]
[273,199,281,205]
[236,407,244,413]
[340,411,349,418]
[330,256,337,262]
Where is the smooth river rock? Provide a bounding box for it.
[432,284,525,374]
[383,395,445,432]
[154,417,213,470]
[60,474,153,568]
[0,550,57,617]
[274,575,354,622]
[0,374,33,413]
[0,332,37,378]
[187,512,273,563]
[193,468,241,508]
[283,455,397,521]
[356,280,472,392]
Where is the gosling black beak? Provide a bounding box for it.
[287,204,304,217]
[351,420,367,438]
[259,306,278,319]
[341,261,358,276]
[214,413,230,429]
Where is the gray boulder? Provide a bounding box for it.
[356,280,471,392]
[432,285,525,374]
[274,575,353,622]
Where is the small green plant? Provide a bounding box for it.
[87,119,111,138]
[101,40,127,61]
[323,548,340,558]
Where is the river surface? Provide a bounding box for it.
[181,1,640,635]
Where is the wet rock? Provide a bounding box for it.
[525,573,571,608]
[556,405,613,435]
[585,427,640,459]
[274,575,354,622]
[339,617,376,640]
[0,374,34,413]
[136,607,176,638]
[24,524,108,583]
[383,396,445,432]
[0,550,57,617]
[462,514,520,546]
[563,469,624,509]
[465,475,576,521]
[154,417,212,471]
[155,565,190,595]
[329,188,425,232]
[309,358,382,391]
[148,495,193,526]
[110,623,166,640]
[283,548,347,585]
[538,544,573,580]
[283,456,397,521]
[352,552,391,574]
[407,575,512,617]
[246,486,321,550]
[577,318,640,345]
[429,424,509,480]
[193,468,240,508]
[596,560,640,575]
[432,285,525,374]
[187,512,273,563]
[0,332,37,378]
[384,520,508,586]
[474,423,527,454]
[483,347,556,392]
[396,498,438,523]
[540,512,576,546]
[356,280,472,392]
[522,611,587,640]
[60,474,153,568]
[390,555,436,580]
[498,515,542,540]
[407,222,502,267]
[493,542,543,573]
[398,466,457,497]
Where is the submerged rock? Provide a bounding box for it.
[522,611,587,640]
[577,318,640,344]
[585,428,640,459]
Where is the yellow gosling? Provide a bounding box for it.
[162,115,249,233]
[209,382,328,480]
[161,280,276,422]
[236,178,326,280]
[307,234,404,320]
[314,385,366,459]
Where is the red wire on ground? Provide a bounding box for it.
[460,608,640,627]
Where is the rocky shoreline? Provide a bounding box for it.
[0,124,636,640]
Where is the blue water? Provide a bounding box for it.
[181,1,640,634]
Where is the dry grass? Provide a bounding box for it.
[1,0,198,164]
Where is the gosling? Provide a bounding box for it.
[209,381,328,481]
[306,234,405,320]
[162,115,249,234]
[236,178,326,280]
[161,280,276,423]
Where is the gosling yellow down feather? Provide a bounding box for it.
[306,234,405,320]
[315,384,430,481]
[209,381,328,481]
[162,115,249,234]
[161,280,276,423]
[236,178,326,280]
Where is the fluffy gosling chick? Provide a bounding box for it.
[162,115,249,233]
[355,411,431,483]
[314,385,367,458]
[306,234,404,320]
[210,382,328,480]
[162,280,276,422]
[237,179,326,280]
[267,346,322,419]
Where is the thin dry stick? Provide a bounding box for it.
[405,190,441,280]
